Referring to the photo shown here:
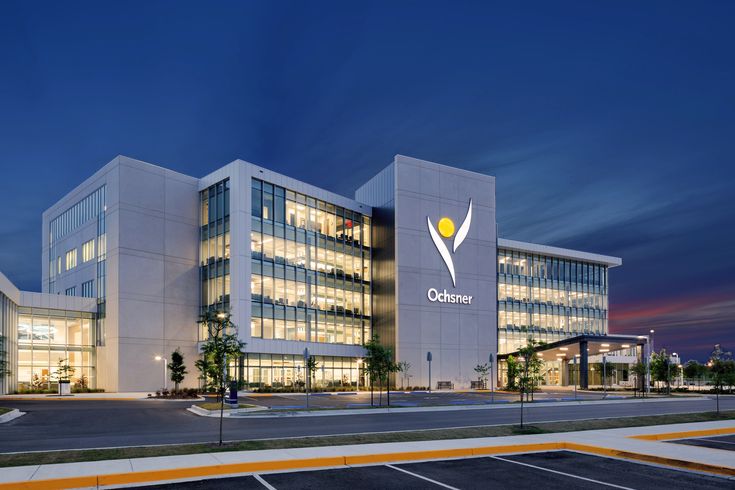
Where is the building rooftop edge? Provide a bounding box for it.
[497,238,622,267]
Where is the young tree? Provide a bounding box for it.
[168,348,188,391]
[683,360,702,389]
[474,363,490,390]
[363,335,397,406]
[306,356,319,390]
[516,337,545,428]
[53,358,75,382]
[708,344,733,414]
[396,361,411,389]
[195,311,245,397]
[195,311,246,446]
[397,361,411,389]
[631,360,648,396]
[506,355,519,390]
[650,349,676,394]
[517,338,545,402]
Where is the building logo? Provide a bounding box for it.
[427,199,472,287]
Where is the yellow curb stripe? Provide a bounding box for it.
[1,439,733,489]
[630,426,735,441]
[564,442,735,477]
[0,476,98,490]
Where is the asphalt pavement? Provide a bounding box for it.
[673,434,735,452]
[0,396,732,453]
[140,451,734,489]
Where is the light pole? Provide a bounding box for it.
[649,329,655,355]
[356,358,363,392]
[573,355,578,400]
[427,351,433,393]
[489,353,494,404]
[154,355,167,390]
[303,348,310,409]
[602,355,607,398]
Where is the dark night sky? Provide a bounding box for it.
[1,2,733,361]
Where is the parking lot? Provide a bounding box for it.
[673,434,735,452]
[142,451,733,489]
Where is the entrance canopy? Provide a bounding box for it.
[498,334,648,362]
[497,334,648,389]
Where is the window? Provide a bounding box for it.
[57,256,62,275]
[65,249,77,271]
[81,280,94,298]
[82,239,95,263]
[65,286,76,296]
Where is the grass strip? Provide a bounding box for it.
[0,408,10,416]
[196,403,259,410]
[0,410,733,468]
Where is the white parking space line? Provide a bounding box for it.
[254,473,277,490]
[489,456,635,490]
[385,464,459,490]
[385,464,460,490]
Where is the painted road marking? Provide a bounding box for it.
[490,455,635,489]
[386,464,461,489]
[254,473,277,490]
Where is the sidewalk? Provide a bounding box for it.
[199,395,712,418]
[1,420,732,488]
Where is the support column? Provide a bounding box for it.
[580,340,589,389]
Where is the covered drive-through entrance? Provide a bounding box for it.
[497,334,649,390]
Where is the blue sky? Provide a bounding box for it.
[1,1,733,361]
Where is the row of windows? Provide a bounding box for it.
[497,282,607,310]
[200,179,230,227]
[18,311,95,346]
[251,229,370,282]
[49,186,106,244]
[54,238,101,277]
[252,178,371,248]
[232,354,363,389]
[251,273,370,316]
[249,302,371,345]
[200,180,230,310]
[498,249,607,288]
[498,309,606,337]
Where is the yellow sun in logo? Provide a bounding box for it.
[437,217,455,238]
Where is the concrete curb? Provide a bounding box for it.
[187,405,268,417]
[630,426,735,441]
[229,395,712,418]
[1,437,733,490]
[0,409,24,424]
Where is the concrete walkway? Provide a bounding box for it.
[0,420,733,488]
[202,395,712,418]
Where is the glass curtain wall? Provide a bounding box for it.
[238,353,363,391]
[16,308,96,391]
[497,248,609,355]
[250,178,371,345]
[199,179,231,340]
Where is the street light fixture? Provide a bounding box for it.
[155,355,167,390]
[357,358,363,392]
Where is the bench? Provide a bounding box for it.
[436,381,454,390]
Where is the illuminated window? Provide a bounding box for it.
[65,249,77,271]
[82,239,95,263]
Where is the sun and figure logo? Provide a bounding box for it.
[427,199,472,287]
